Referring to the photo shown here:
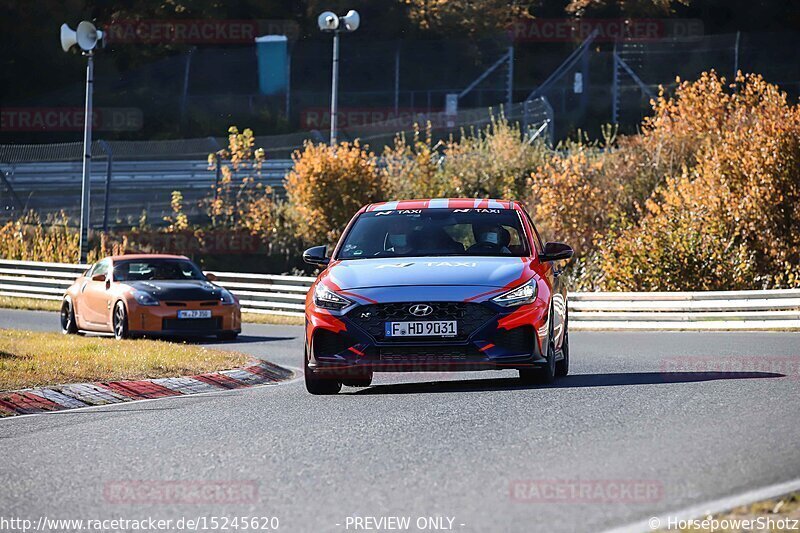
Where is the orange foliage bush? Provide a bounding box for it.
[0,212,79,263]
[529,138,623,256]
[0,212,125,263]
[600,72,800,290]
[285,141,387,245]
[383,114,549,200]
[207,126,273,233]
[382,124,446,200]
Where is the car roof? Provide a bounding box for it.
[363,198,517,212]
[105,254,191,262]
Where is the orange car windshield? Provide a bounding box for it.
[113,260,206,282]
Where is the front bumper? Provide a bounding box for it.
[126,300,241,336]
[307,299,548,373]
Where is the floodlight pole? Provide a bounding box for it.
[78,51,94,264]
[330,30,340,146]
[320,10,358,146]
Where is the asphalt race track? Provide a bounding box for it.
[1,308,798,532]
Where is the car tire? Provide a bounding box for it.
[217,331,239,341]
[60,298,78,335]
[341,371,373,387]
[519,309,557,385]
[304,347,341,395]
[556,313,570,378]
[112,301,129,340]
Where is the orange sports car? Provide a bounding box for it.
[60,254,241,340]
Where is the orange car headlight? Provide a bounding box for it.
[220,289,236,305]
[133,290,160,306]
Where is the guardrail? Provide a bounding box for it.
[1,259,799,330]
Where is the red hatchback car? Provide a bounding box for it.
[301,198,573,394]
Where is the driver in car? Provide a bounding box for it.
[385,218,415,255]
[469,223,512,254]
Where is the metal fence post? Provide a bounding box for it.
[394,40,401,114]
[180,47,195,131]
[506,45,514,110]
[213,153,221,203]
[97,140,113,233]
[612,42,619,125]
[0,167,23,214]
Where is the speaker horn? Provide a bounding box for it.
[60,23,78,52]
[76,21,102,51]
[317,11,339,31]
[341,10,360,32]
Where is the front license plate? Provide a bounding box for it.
[385,320,458,337]
[177,310,212,319]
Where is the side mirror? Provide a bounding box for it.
[205,272,218,282]
[540,242,574,262]
[303,245,330,266]
[91,273,107,282]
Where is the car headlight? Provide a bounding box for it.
[491,280,537,307]
[313,283,353,311]
[133,290,159,306]
[220,289,236,305]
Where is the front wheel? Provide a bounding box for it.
[60,298,78,334]
[519,310,557,385]
[304,348,341,395]
[112,301,129,340]
[341,371,373,388]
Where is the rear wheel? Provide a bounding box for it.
[304,347,342,395]
[556,313,570,377]
[60,298,78,334]
[113,301,129,340]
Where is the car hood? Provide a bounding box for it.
[123,280,223,301]
[324,256,535,290]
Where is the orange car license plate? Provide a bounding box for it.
[177,310,212,319]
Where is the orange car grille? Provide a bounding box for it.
[162,317,222,331]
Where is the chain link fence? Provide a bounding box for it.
[0,95,552,229]
[0,137,297,228]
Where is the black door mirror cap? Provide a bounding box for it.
[540,241,574,262]
[303,245,330,266]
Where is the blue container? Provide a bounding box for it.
[255,35,288,95]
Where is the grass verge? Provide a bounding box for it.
[0,296,60,312]
[672,491,799,532]
[0,329,248,391]
[0,296,304,326]
[242,312,304,326]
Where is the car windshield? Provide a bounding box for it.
[337,208,529,259]
[113,259,206,281]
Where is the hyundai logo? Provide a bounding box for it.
[409,304,433,317]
